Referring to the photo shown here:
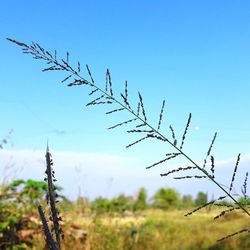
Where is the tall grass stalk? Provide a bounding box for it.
[7,38,249,242]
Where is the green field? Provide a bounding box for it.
[52,209,248,250]
[1,200,249,249]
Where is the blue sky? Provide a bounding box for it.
[0,1,250,199]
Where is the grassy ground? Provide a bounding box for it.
[23,208,249,250]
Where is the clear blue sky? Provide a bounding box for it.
[0,1,250,199]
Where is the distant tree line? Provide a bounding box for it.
[2,179,249,216]
[90,188,208,213]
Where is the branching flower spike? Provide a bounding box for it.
[8,38,250,242]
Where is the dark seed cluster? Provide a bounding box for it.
[37,145,63,249]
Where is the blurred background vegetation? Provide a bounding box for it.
[0,177,249,249]
[1,132,249,249]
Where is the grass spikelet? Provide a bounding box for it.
[120,93,132,110]
[185,196,227,216]
[125,80,128,100]
[136,102,140,116]
[86,64,95,83]
[138,92,147,122]
[62,59,75,73]
[61,74,73,83]
[185,200,215,216]
[88,100,113,106]
[108,118,138,130]
[120,80,132,110]
[126,135,149,148]
[86,94,105,106]
[242,172,248,198]
[106,69,113,96]
[180,113,192,150]
[136,122,147,128]
[7,38,28,47]
[169,125,177,146]
[174,175,207,179]
[77,61,81,73]
[37,43,46,55]
[66,52,69,63]
[67,79,89,87]
[214,206,242,220]
[160,165,197,177]
[214,203,234,208]
[157,100,165,131]
[89,88,98,96]
[146,153,180,169]
[127,129,154,133]
[203,132,217,169]
[42,66,64,72]
[106,107,125,115]
[148,134,166,141]
[229,153,241,193]
[46,50,53,59]
[86,89,114,105]
[210,155,215,178]
[54,50,57,61]
[217,228,250,242]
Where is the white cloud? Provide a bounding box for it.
[0,149,249,201]
[0,149,170,200]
